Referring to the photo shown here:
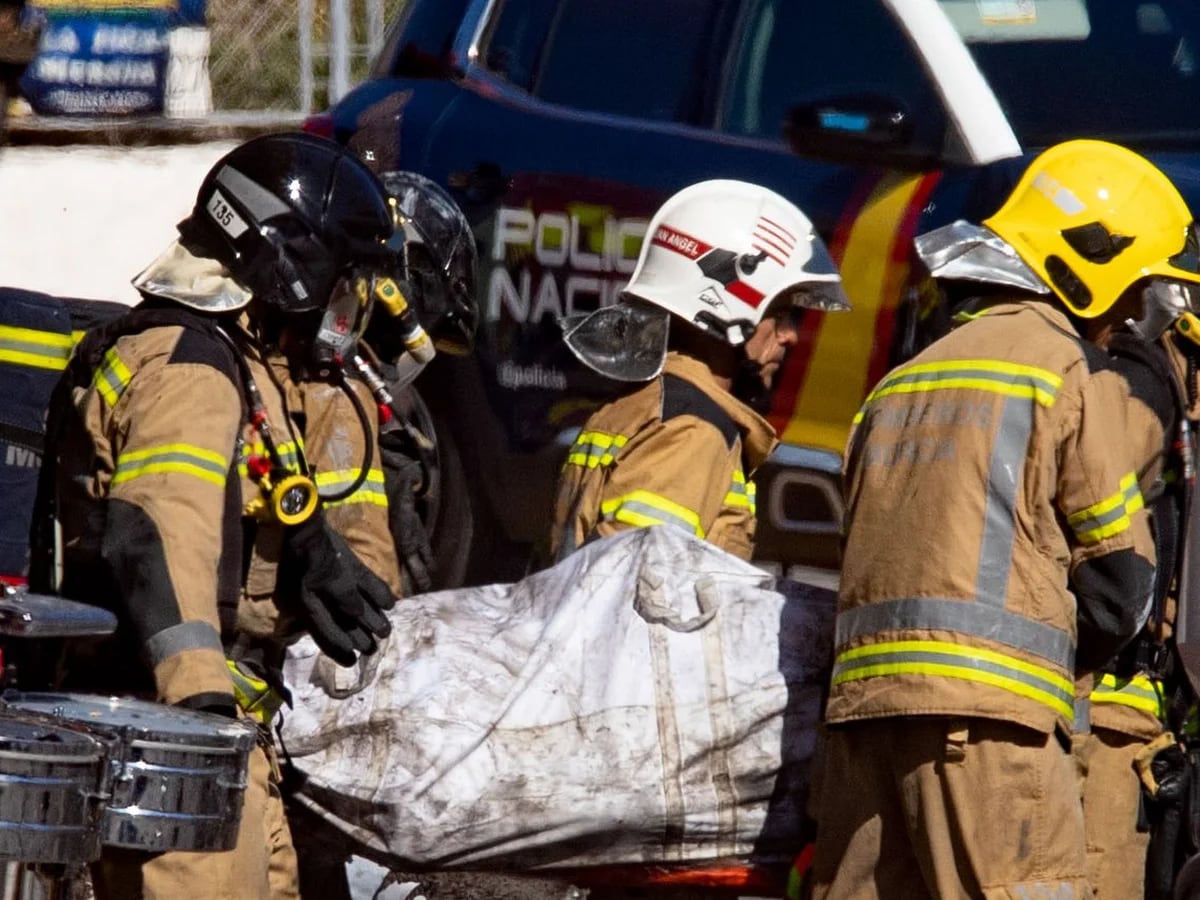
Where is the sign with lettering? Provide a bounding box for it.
[20,1,206,116]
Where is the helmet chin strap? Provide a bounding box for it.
[730,354,771,409]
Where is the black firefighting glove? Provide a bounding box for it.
[379,428,436,594]
[280,512,397,666]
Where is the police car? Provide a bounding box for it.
[306,0,1200,587]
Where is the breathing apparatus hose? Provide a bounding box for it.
[317,368,374,504]
[213,325,374,514]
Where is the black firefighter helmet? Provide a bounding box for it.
[378,170,479,356]
[178,132,395,314]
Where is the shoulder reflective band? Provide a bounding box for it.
[0,324,73,371]
[1091,672,1166,720]
[566,430,628,469]
[314,467,387,508]
[601,489,704,537]
[93,346,132,407]
[832,638,1075,720]
[112,443,229,488]
[1067,472,1143,545]
[854,358,1062,424]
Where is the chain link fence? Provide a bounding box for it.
[207,0,407,113]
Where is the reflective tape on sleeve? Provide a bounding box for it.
[600,489,704,536]
[1068,473,1143,545]
[723,469,755,513]
[94,346,132,407]
[1091,672,1165,720]
[565,430,629,469]
[145,620,224,667]
[113,443,229,488]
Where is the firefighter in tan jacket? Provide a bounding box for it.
[550,180,850,563]
[810,140,1200,899]
[1075,319,1200,899]
[34,134,402,900]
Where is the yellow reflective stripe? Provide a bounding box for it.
[315,468,388,508]
[952,307,993,324]
[600,489,704,537]
[724,470,756,513]
[1092,673,1165,718]
[1068,472,1142,544]
[94,346,133,407]
[113,443,228,488]
[833,639,1074,719]
[566,430,628,468]
[854,358,1062,423]
[0,324,74,371]
[238,439,302,476]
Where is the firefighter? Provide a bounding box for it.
[548,179,850,563]
[809,140,1200,899]
[31,132,401,900]
[1076,306,1200,900]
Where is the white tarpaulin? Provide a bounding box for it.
[280,527,836,871]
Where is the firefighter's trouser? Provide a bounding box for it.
[91,743,300,900]
[810,717,1092,900]
[1073,727,1151,900]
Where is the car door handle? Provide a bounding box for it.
[448,162,509,202]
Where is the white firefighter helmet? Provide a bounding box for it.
[627,179,849,342]
[562,179,849,382]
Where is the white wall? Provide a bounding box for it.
[0,142,239,305]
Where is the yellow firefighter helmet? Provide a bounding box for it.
[984,139,1200,318]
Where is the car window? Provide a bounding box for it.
[480,0,558,90]
[480,0,723,124]
[718,0,948,149]
[941,0,1200,148]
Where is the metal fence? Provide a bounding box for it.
[207,0,407,113]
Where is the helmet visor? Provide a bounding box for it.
[790,236,850,311]
[561,301,670,383]
[781,281,851,312]
[1168,223,1200,279]
[915,220,1051,295]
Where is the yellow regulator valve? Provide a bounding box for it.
[374,277,435,364]
[1176,311,1200,348]
[270,474,319,526]
[246,455,318,525]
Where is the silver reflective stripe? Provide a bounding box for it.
[214,165,291,224]
[1073,695,1091,734]
[833,647,1074,710]
[0,335,71,362]
[976,396,1034,606]
[556,525,579,563]
[836,597,1074,670]
[98,364,127,400]
[145,620,224,666]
